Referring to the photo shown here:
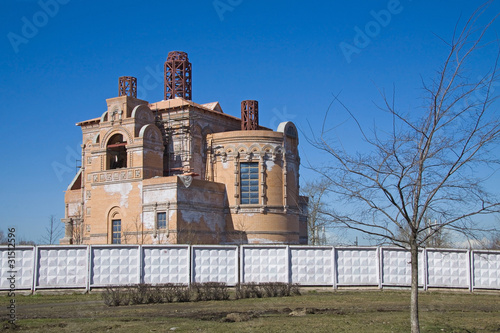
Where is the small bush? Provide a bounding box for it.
[102,286,128,306]
[192,282,230,301]
[262,282,279,297]
[127,284,148,305]
[208,282,230,301]
[175,284,191,302]
[235,282,263,299]
[102,281,300,306]
[149,285,164,303]
[158,283,178,303]
[234,283,246,300]
[235,282,300,299]
[290,283,301,296]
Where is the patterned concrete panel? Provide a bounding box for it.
[142,246,189,284]
[0,247,34,290]
[290,247,333,285]
[473,251,500,289]
[242,246,288,283]
[381,248,425,286]
[336,248,378,285]
[37,246,88,288]
[91,246,140,286]
[192,246,238,285]
[427,250,469,288]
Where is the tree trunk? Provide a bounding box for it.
[410,240,420,333]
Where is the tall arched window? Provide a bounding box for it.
[106,134,127,169]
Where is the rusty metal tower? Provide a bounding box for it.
[118,76,137,98]
[241,100,259,130]
[164,51,192,100]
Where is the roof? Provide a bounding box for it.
[149,98,244,124]
[201,101,223,112]
[75,97,270,131]
[76,117,100,127]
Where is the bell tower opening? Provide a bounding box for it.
[107,133,127,169]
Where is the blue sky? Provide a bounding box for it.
[1,0,499,243]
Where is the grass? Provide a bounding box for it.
[1,289,499,332]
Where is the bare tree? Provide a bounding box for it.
[133,215,147,244]
[40,215,63,245]
[300,179,334,245]
[487,232,500,249]
[395,217,452,248]
[0,230,6,244]
[309,4,500,332]
[72,219,84,245]
[228,215,250,245]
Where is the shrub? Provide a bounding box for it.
[102,281,300,306]
[175,284,191,302]
[191,282,229,301]
[208,282,230,301]
[149,285,164,303]
[102,286,128,306]
[235,282,301,299]
[158,283,178,303]
[290,283,301,296]
[127,284,146,305]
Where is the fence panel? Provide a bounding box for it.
[142,245,190,284]
[90,245,140,287]
[426,249,469,288]
[290,246,333,286]
[473,251,500,290]
[36,246,88,289]
[336,248,379,286]
[2,245,499,291]
[192,245,238,285]
[381,248,425,287]
[0,246,35,290]
[241,246,288,283]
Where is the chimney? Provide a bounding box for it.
[164,51,192,100]
[241,100,259,130]
[118,76,137,98]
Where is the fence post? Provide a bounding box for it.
[468,250,473,292]
[190,245,195,285]
[32,246,39,292]
[286,245,291,284]
[30,245,37,293]
[233,245,239,286]
[187,245,192,286]
[239,245,245,284]
[422,248,428,291]
[138,245,143,284]
[88,245,94,290]
[332,247,338,290]
[378,247,383,290]
[85,245,90,292]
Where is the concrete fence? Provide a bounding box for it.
[1,245,499,292]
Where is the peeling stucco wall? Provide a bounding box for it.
[104,183,133,208]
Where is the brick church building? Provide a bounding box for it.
[61,51,308,245]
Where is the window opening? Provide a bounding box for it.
[112,219,121,244]
[240,162,259,204]
[107,134,127,169]
[157,212,167,229]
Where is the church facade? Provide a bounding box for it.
[61,51,308,245]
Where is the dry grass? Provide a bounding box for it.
[1,289,499,332]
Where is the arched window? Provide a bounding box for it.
[112,219,121,244]
[106,134,127,169]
